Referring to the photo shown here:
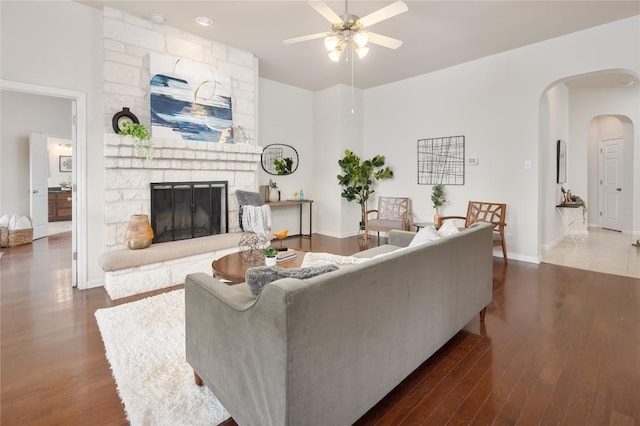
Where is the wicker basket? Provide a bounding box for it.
[0,227,8,248]
[8,228,33,247]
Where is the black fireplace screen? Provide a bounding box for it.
[150,181,228,243]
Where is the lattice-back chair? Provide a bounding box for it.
[364,197,411,242]
[440,201,507,262]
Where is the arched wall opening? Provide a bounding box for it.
[538,69,639,257]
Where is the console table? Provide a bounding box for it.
[267,200,313,237]
[556,203,583,245]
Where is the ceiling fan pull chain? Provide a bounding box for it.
[351,44,355,114]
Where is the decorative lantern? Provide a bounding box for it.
[124,214,154,249]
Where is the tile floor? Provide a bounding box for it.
[48,221,72,236]
[541,227,640,279]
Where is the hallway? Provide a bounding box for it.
[541,227,640,279]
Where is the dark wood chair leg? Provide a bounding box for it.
[194,371,203,386]
[480,307,487,322]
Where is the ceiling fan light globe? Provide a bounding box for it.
[324,35,340,51]
[355,45,369,59]
[353,31,369,47]
[328,49,342,62]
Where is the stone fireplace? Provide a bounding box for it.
[102,7,261,251]
[103,134,262,250]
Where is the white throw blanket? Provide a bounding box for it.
[242,205,273,239]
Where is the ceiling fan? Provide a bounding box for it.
[283,1,408,62]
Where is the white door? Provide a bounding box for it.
[600,138,623,231]
[29,133,49,240]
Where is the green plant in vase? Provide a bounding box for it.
[264,246,278,265]
[337,149,393,230]
[120,122,153,160]
[431,184,446,228]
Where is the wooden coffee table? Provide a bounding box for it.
[212,250,306,284]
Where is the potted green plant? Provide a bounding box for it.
[268,179,280,202]
[431,184,446,227]
[119,122,153,161]
[264,246,278,266]
[337,149,394,229]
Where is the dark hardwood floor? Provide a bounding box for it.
[1,232,638,425]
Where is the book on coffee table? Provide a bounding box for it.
[276,250,297,263]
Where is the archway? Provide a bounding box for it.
[538,69,639,276]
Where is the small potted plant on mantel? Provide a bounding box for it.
[264,246,278,266]
[119,122,154,161]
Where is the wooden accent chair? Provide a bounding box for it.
[364,197,411,241]
[440,201,508,262]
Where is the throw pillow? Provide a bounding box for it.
[408,226,440,248]
[437,219,461,237]
[245,264,339,296]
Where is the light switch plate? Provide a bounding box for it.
[468,157,479,166]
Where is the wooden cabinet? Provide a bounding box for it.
[48,191,72,222]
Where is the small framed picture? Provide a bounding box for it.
[556,140,566,184]
[59,155,72,172]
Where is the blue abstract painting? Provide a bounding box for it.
[150,53,234,143]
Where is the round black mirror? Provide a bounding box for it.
[261,144,299,176]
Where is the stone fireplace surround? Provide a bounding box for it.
[104,133,262,250]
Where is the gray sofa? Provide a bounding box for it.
[185,223,493,426]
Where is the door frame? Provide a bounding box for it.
[1,79,87,288]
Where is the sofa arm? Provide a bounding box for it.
[185,273,289,426]
[389,230,416,247]
[185,272,256,310]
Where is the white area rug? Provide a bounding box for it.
[95,289,230,426]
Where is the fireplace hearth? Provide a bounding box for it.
[150,181,228,243]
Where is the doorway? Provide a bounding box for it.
[538,70,638,270]
[1,80,87,288]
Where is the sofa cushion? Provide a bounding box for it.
[245,264,339,296]
[408,226,440,248]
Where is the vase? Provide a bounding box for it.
[269,188,280,202]
[124,214,154,249]
[265,256,277,266]
[433,209,442,229]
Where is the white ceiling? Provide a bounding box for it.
[77,1,640,91]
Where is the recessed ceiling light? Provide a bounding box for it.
[195,16,213,26]
[151,13,165,24]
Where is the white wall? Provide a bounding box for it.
[314,84,364,237]
[48,137,73,188]
[258,78,316,233]
[570,86,639,234]
[0,90,72,216]
[1,0,104,285]
[363,16,640,262]
[541,83,571,248]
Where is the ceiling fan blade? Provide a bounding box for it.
[367,32,403,49]
[308,1,343,25]
[283,32,328,45]
[358,1,408,28]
